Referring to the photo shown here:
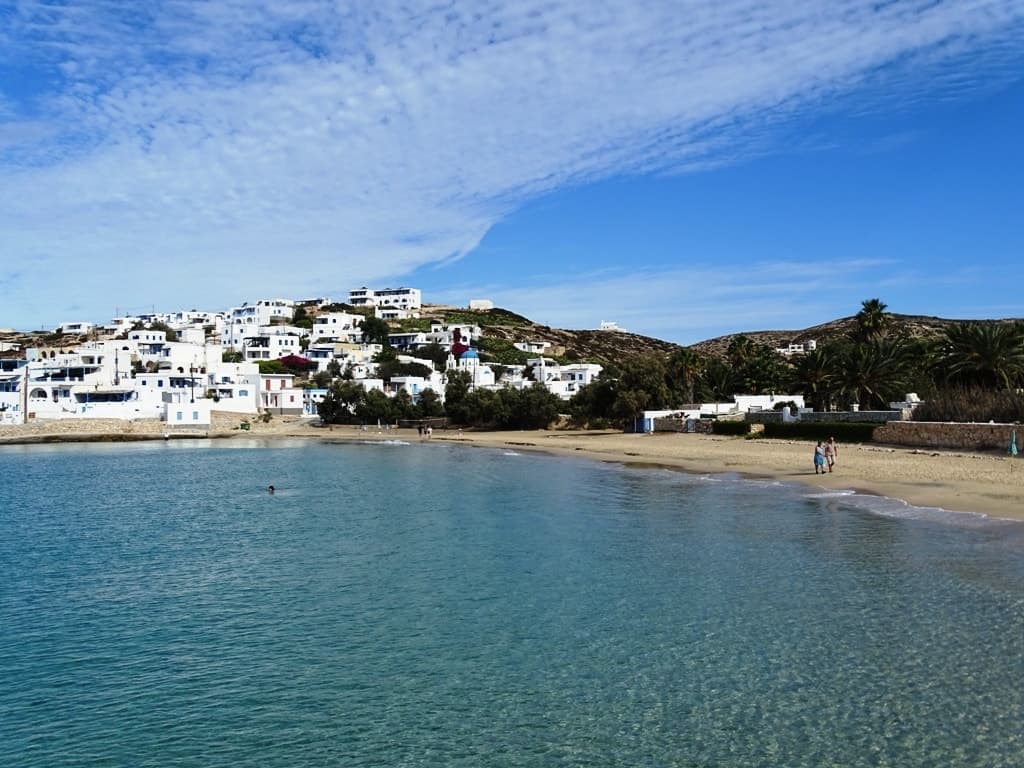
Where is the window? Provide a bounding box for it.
[192,411,199,421]
[157,380,163,387]
[176,411,183,421]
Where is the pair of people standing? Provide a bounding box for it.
[814,437,838,474]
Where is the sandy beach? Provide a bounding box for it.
[2,417,1022,523]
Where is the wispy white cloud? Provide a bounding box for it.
[431,258,903,344]
[1,1,1022,328]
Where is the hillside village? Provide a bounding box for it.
[0,288,621,429]
[5,287,1023,437]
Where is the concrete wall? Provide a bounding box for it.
[874,421,1020,451]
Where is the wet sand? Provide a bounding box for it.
[3,418,1022,523]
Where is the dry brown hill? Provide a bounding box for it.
[687,314,1024,358]
[4,308,1021,369]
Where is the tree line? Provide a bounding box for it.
[567,299,1024,427]
[314,298,1024,429]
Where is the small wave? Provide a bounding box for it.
[360,439,410,446]
[818,491,1007,529]
[503,451,521,456]
[803,489,857,499]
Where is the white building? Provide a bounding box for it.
[242,333,301,362]
[259,374,304,415]
[311,312,363,343]
[426,322,480,349]
[24,348,141,420]
[204,362,260,414]
[514,340,551,354]
[387,376,444,404]
[56,321,96,336]
[162,390,213,430]
[223,300,295,349]
[303,388,329,416]
[775,340,817,356]
[0,361,27,425]
[375,305,418,321]
[733,394,806,413]
[544,363,603,400]
[133,371,206,419]
[447,348,495,388]
[349,287,422,311]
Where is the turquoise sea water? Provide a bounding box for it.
[2,439,1023,767]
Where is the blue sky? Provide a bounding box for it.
[1,1,1022,344]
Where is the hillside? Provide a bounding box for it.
[686,314,1024,359]
[4,308,1022,369]
[419,305,684,363]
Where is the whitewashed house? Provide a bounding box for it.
[375,305,419,321]
[311,312,363,343]
[545,363,603,400]
[162,391,213,430]
[349,287,421,311]
[133,370,206,419]
[514,340,551,354]
[204,362,260,414]
[24,349,140,420]
[0,360,27,425]
[387,377,443,404]
[775,340,817,356]
[387,331,430,352]
[259,373,303,415]
[303,388,329,416]
[242,332,301,362]
[56,321,95,336]
[223,299,295,349]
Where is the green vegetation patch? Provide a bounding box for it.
[476,337,529,365]
[391,317,432,333]
[438,307,532,327]
[762,422,879,442]
[711,420,752,436]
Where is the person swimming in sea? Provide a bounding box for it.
[268,485,275,494]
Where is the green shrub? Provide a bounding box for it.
[762,422,878,442]
[476,336,530,365]
[712,420,751,436]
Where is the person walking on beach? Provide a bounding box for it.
[813,441,826,474]
[824,436,838,472]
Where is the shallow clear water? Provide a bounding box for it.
[2,439,1023,767]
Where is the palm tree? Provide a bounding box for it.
[835,338,913,410]
[701,358,739,402]
[934,322,1024,390]
[853,298,890,342]
[727,335,756,368]
[666,348,704,405]
[790,347,836,411]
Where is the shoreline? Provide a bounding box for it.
[3,420,1023,524]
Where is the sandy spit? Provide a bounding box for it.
[2,418,1023,523]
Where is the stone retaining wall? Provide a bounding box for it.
[800,410,905,423]
[873,420,1020,451]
